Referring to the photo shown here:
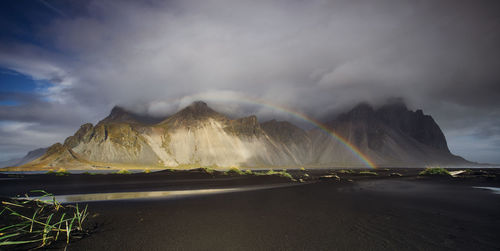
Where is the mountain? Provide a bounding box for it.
[0,147,47,168]
[311,101,467,166]
[10,101,470,170]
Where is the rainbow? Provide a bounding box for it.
[162,95,377,169]
[234,97,377,169]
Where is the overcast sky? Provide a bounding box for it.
[0,0,499,163]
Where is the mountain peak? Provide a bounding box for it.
[335,103,376,122]
[190,100,208,108]
[161,101,226,126]
[378,99,409,113]
[110,105,126,114]
[350,103,375,113]
[100,106,135,124]
[185,101,213,114]
[99,106,165,125]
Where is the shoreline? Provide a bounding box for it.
[68,177,500,250]
[1,168,499,250]
[2,167,499,197]
[2,163,499,173]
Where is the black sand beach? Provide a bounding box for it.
[1,168,500,250]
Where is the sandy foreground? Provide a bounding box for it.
[1,168,499,250]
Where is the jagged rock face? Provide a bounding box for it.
[329,102,450,152]
[327,104,385,150]
[318,102,461,166]
[145,118,296,167]
[225,116,263,137]
[43,143,65,160]
[17,100,469,170]
[376,102,450,152]
[261,120,313,164]
[71,123,160,165]
[64,123,93,149]
[261,120,309,145]
[22,142,89,169]
[147,103,302,166]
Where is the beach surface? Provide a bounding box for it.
[1,168,499,250]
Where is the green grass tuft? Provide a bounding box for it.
[419,167,450,176]
[338,169,356,174]
[55,168,69,176]
[265,169,276,175]
[115,169,131,175]
[199,167,216,175]
[262,169,294,180]
[358,171,378,176]
[0,190,89,249]
[225,167,244,176]
[277,171,294,180]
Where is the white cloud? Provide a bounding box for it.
[0,121,68,160]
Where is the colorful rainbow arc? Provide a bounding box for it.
[158,95,377,169]
[239,97,377,169]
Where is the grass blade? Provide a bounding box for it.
[0,238,44,246]
[1,191,89,249]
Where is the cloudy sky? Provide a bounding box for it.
[0,0,499,163]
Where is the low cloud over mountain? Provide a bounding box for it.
[11,101,468,170]
[0,0,499,163]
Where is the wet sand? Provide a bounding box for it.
[1,168,500,250]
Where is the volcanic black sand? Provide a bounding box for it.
[1,168,500,250]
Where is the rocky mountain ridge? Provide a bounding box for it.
[10,101,469,170]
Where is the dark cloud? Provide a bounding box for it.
[0,0,500,163]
